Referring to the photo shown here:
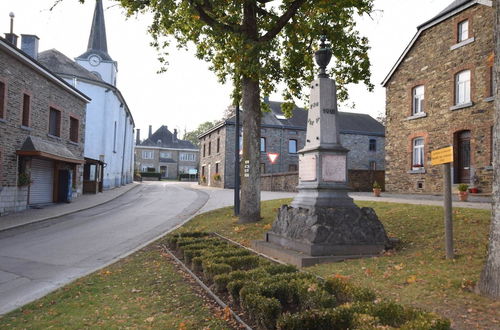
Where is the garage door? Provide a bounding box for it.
[29,159,54,205]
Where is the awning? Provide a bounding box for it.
[16,136,84,164]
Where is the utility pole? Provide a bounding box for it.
[234,104,240,216]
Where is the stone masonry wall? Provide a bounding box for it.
[341,134,385,170]
[0,48,87,213]
[199,125,227,186]
[385,4,494,193]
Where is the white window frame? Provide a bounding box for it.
[412,85,425,115]
[455,70,471,105]
[160,151,172,159]
[142,150,154,159]
[180,153,196,161]
[260,137,266,152]
[458,20,469,42]
[412,137,425,168]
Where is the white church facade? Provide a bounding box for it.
[38,0,135,192]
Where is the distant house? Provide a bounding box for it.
[382,0,494,193]
[198,100,385,190]
[38,0,135,193]
[0,35,89,215]
[135,125,199,179]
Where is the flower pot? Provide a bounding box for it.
[373,188,381,197]
[458,191,468,201]
[469,187,478,194]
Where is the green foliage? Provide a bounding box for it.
[372,181,381,189]
[139,172,161,180]
[182,121,218,147]
[276,308,357,330]
[324,277,376,304]
[17,172,32,187]
[117,0,374,109]
[241,293,282,330]
[203,262,233,281]
[457,183,469,192]
[262,263,298,275]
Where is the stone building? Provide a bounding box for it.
[198,100,385,189]
[135,125,199,179]
[382,0,494,193]
[0,35,89,215]
[38,0,135,193]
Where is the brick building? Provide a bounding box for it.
[0,35,89,215]
[382,0,494,193]
[198,100,385,189]
[135,125,199,179]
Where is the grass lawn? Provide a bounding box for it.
[1,199,498,329]
[0,244,231,330]
[176,199,500,330]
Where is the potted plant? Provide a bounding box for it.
[457,184,469,201]
[18,172,32,187]
[372,181,382,197]
[201,175,207,183]
[469,187,479,194]
[213,173,221,182]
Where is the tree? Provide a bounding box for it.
[183,121,218,147]
[478,0,500,300]
[112,0,374,222]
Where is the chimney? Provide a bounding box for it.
[21,34,39,59]
[173,129,178,142]
[135,129,140,145]
[5,12,18,47]
[148,125,152,138]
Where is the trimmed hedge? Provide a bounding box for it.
[164,232,450,330]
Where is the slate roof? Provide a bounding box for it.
[38,49,103,82]
[140,126,197,149]
[17,136,83,163]
[382,0,481,86]
[76,0,113,61]
[204,101,384,137]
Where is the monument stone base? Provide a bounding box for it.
[253,205,390,267]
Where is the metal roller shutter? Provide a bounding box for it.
[29,159,54,205]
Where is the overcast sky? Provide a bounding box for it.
[0,0,451,137]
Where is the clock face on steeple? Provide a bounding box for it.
[89,54,101,66]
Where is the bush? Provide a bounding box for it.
[324,276,376,304]
[276,308,357,330]
[213,268,268,293]
[203,263,232,281]
[400,313,451,330]
[262,264,298,275]
[241,293,281,330]
[227,279,248,304]
[139,172,161,180]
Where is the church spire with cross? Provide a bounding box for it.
[75,0,117,86]
[77,0,112,61]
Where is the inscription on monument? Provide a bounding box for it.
[322,155,346,182]
[299,154,317,181]
[322,108,336,114]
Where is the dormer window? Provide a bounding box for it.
[457,20,469,42]
[412,85,425,115]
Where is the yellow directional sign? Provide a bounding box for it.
[431,146,453,165]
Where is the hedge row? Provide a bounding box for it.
[166,232,450,330]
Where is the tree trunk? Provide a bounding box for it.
[239,75,261,223]
[478,0,500,300]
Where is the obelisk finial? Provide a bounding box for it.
[314,35,332,78]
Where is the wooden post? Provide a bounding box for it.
[443,162,454,259]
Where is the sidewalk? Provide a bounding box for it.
[0,183,140,232]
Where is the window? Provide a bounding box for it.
[457,20,469,42]
[113,121,117,152]
[260,137,266,152]
[216,137,220,153]
[288,164,298,172]
[215,162,219,174]
[142,150,154,159]
[160,151,172,158]
[22,93,30,127]
[412,137,425,168]
[491,126,494,165]
[455,70,471,105]
[49,107,61,137]
[260,163,266,174]
[203,144,206,157]
[412,85,425,115]
[0,81,5,119]
[180,153,196,161]
[208,141,211,155]
[69,117,79,142]
[369,161,377,170]
[369,139,377,151]
[488,65,494,97]
[288,139,297,153]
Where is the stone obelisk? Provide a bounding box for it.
[254,37,389,267]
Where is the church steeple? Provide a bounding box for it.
[77,0,112,61]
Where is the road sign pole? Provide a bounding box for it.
[234,104,240,216]
[443,162,454,259]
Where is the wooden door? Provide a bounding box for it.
[456,130,471,183]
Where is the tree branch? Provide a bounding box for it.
[256,0,274,3]
[189,0,241,34]
[255,6,278,19]
[258,0,307,42]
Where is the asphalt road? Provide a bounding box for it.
[0,182,211,315]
